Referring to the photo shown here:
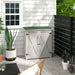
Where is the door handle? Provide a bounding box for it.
[26,54,29,56]
[26,34,29,35]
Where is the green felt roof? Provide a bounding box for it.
[23,26,51,30]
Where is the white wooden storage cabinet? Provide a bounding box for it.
[24,30,52,59]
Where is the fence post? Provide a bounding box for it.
[70,17,73,63]
[70,17,75,64]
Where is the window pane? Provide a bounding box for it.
[6,21,10,25]
[11,15,14,20]
[6,9,9,13]
[16,15,19,20]
[11,3,14,8]
[16,21,19,25]
[15,3,19,8]
[11,21,14,25]
[5,3,20,26]
[15,9,19,13]
[6,15,9,20]
[11,9,14,13]
[6,3,9,8]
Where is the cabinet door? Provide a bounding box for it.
[25,31,52,59]
[38,32,52,58]
[26,32,37,59]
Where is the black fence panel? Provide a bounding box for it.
[54,15,72,57]
[54,15,75,63]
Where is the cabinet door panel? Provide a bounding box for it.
[25,31,52,59]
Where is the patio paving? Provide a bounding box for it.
[3,55,75,75]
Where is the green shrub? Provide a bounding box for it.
[57,0,75,17]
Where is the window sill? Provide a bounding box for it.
[6,26,22,29]
[3,0,23,2]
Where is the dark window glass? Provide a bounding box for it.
[6,9,9,13]
[11,21,14,25]
[15,9,19,13]
[16,15,19,20]
[11,3,14,8]
[15,3,19,8]
[6,3,9,8]
[6,15,9,20]
[11,15,14,20]
[6,21,10,25]
[11,9,14,13]
[5,3,19,26]
[16,21,19,25]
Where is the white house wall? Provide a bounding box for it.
[0,0,56,56]
[23,0,56,27]
[0,0,3,18]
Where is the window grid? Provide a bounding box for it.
[5,3,19,26]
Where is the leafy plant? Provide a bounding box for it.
[0,45,5,54]
[57,0,75,17]
[0,18,4,34]
[62,50,70,62]
[5,27,17,50]
[57,0,63,4]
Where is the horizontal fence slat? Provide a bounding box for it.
[55,42,71,51]
[55,38,71,47]
[55,30,70,37]
[55,15,71,21]
[55,20,71,26]
[55,26,70,32]
[55,24,71,29]
[55,35,70,43]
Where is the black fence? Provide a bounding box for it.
[54,15,75,63]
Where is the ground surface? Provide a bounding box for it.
[3,56,75,75]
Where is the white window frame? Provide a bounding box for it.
[3,0,23,29]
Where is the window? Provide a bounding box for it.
[5,3,20,26]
